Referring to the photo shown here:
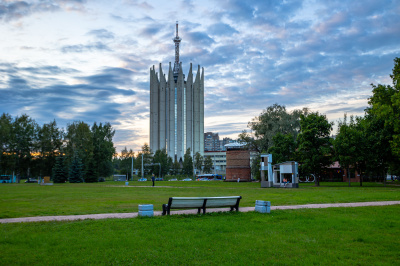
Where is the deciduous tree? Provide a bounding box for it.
[297,112,333,186]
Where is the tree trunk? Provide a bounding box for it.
[314,173,320,186]
[383,171,386,187]
[359,168,363,187]
[348,167,351,187]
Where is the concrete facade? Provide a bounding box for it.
[150,22,204,162]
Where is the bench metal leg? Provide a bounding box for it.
[162,204,167,216]
[197,208,201,214]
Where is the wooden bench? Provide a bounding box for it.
[162,196,242,215]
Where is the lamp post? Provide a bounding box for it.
[131,155,134,181]
[141,154,144,179]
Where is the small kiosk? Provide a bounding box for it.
[272,161,299,188]
[260,154,299,188]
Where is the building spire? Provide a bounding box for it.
[173,21,182,80]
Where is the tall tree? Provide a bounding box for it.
[334,115,364,186]
[119,147,135,179]
[239,104,307,152]
[268,133,296,164]
[366,57,400,168]
[65,121,93,172]
[182,148,193,176]
[297,112,334,186]
[135,143,152,177]
[203,156,213,174]
[153,149,171,178]
[69,151,84,183]
[0,113,13,174]
[84,155,98,183]
[37,120,64,177]
[52,154,68,183]
[11,114,37,178]
[194,152,203,174]
[91,122,115,177]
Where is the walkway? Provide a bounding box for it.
[1,201,399,224]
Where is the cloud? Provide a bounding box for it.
[87,29,115,39]
[207,23,239,36]
[185,31,215,46]
[0,0,86,22]
[0,64,136,129]
[61,42,110,53]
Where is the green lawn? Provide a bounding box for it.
[1,206,399,265]
[1,181,400,218]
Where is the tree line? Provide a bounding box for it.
[113,144,215,180]
[0,115,115,183]
[241,57,400,186]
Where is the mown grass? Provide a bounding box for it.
[1,206,399,265]
[1,181,400,218]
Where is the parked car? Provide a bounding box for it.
[168,178,178,181]
[182,178,192,181]
[155,177,164,181]
[138,178,147,182]
[25,178,38,183]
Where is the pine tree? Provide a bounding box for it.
[69,151,84,183]
[52,155,68,183]
[84,156,98,183]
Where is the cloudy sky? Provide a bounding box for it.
[1,0,399,152]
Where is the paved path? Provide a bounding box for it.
[1,201,399,224]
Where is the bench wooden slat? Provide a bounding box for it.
[170,199,205,208]
[205,198,238,207]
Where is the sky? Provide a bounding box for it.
[1,0,399,153]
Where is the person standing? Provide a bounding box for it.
[151,173,155,187]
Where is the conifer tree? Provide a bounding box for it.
[69,151,84,183]
[52,154,68,183]
[84,156,98,183]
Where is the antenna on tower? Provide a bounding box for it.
[173,21,182,81]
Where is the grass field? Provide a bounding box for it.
[1,206,399,265]
[1,181,399,265]
[1,181,400,218]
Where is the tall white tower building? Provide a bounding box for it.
[150,22,204,162]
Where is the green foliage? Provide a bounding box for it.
[297,112,334,186]
[117,147,135,178]
[84,156,98,183]
[333,115,366,185]
[182,148,193,176]
[11,114,38,177]
[153,149,171,177]
[52,154,68,183]
[203,156,213,174]
[268,133,296,164]
[36,120,64,176]
[65,121,93,171]
[170,160,181,175]
[0,113,13,174]
[250,154,261,180]
[135,144,152,177]
[69,152,84,183]
[239,104,307,152]
[0,114,115,179]
[194,152,203,173]
[91,122,115,177]
[367,57,400,160]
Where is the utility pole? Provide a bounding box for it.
[131,155,134,181]
[141,153,144,179]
